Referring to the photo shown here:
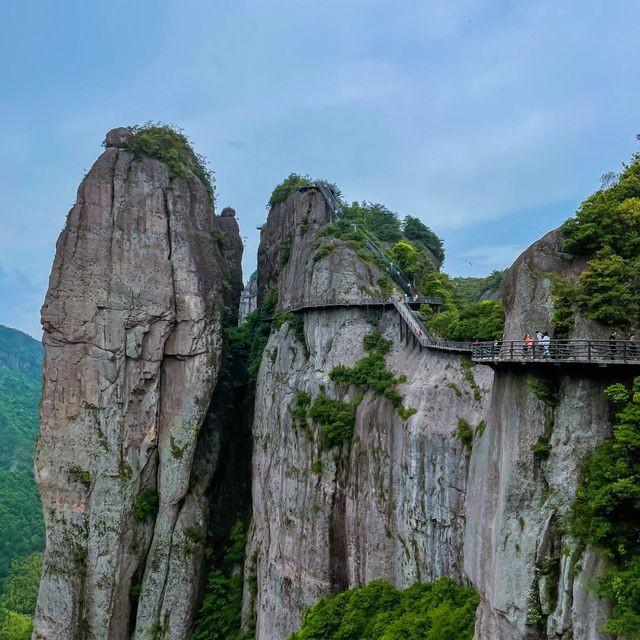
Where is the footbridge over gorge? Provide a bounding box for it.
[288,184,640,368]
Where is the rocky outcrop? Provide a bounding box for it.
[466,229,615,639]
[244,195,617,640]
[239,273,258,323]
[34,128,241,640]
[257,191,385,309]
[243,191,493,638]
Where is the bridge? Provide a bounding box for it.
[294,184,640,367]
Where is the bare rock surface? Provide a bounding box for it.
[34,129,240,640]
[245,310,492,639]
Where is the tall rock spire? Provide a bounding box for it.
[34,127,241,639]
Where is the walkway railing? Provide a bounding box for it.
[393,300,640,365]
[471,339,640,365]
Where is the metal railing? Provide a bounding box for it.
[393,301,640,364]
[471,339,640,364]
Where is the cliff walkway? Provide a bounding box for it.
[296,184,640,367]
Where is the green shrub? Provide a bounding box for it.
[460,358,482,401]
[311,459,323,475]
[329,331,416,420]
[527,377,558,405]
[127,123,215,205]
[68,466,91,489]
[268,174,311,208]
[210,227,226,249]
[309,396,357,448]
[275,312,307,354]
[191,521,250,640]
[531,437,552,460]
[571,377,640,635]
[313,243,335,263]
[288,577,479,640]
[133,489,159,522]
[456,419,474,449]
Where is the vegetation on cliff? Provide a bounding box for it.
[558,151,640,328]
[126,123,216,205]
[571,377,640,637]
[287,577,479,639]
[330,330,417,421]
[191,521,250,640]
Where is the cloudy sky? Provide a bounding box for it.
[1,0,639,337]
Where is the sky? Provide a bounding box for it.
[1,0,639,338]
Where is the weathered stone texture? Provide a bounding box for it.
[34,129,241,640]
[244,193,616,640]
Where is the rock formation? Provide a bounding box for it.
[34,128,241,639]
[34,140,622,640]
[465,230,615,639]
[239,272,258,323]
[243,192,616,639]
[243,191,493,637]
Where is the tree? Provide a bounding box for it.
[388,241,418,277]
[0,553,42,616]
[343,202,403,243]
[575,248,640,326]
[403,216,445,264]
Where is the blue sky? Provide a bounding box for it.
[1,0,639,338]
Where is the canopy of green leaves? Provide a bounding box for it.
[288,577,479,640]
[127,123,216,205]
[571,377,640,636]
[559,152,640,329]
[451,271,504,305]
[403,215,445,264]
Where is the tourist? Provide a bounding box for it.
[535,330,543,355]
[542,332,551,358]
[610,330,617,360]
[524,333,533,355]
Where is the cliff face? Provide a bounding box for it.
[34,128,242,640]
[245,197,616,639]
[244,192,493,638]
[466,230,615,639]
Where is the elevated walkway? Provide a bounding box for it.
[292,185,640,368]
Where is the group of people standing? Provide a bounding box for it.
[522,331,551,357]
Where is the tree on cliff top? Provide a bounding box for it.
[558,149,640,329]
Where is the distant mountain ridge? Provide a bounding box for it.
[0,324,44,580]
[0,326,42,378]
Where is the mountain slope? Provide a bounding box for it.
[0,325,44,580]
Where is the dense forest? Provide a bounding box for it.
[0,325,44,636]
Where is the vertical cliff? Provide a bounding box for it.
[244,193,619,640]
[34,127,242,640]
[465,229,617,640]
[243,190,493,638]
